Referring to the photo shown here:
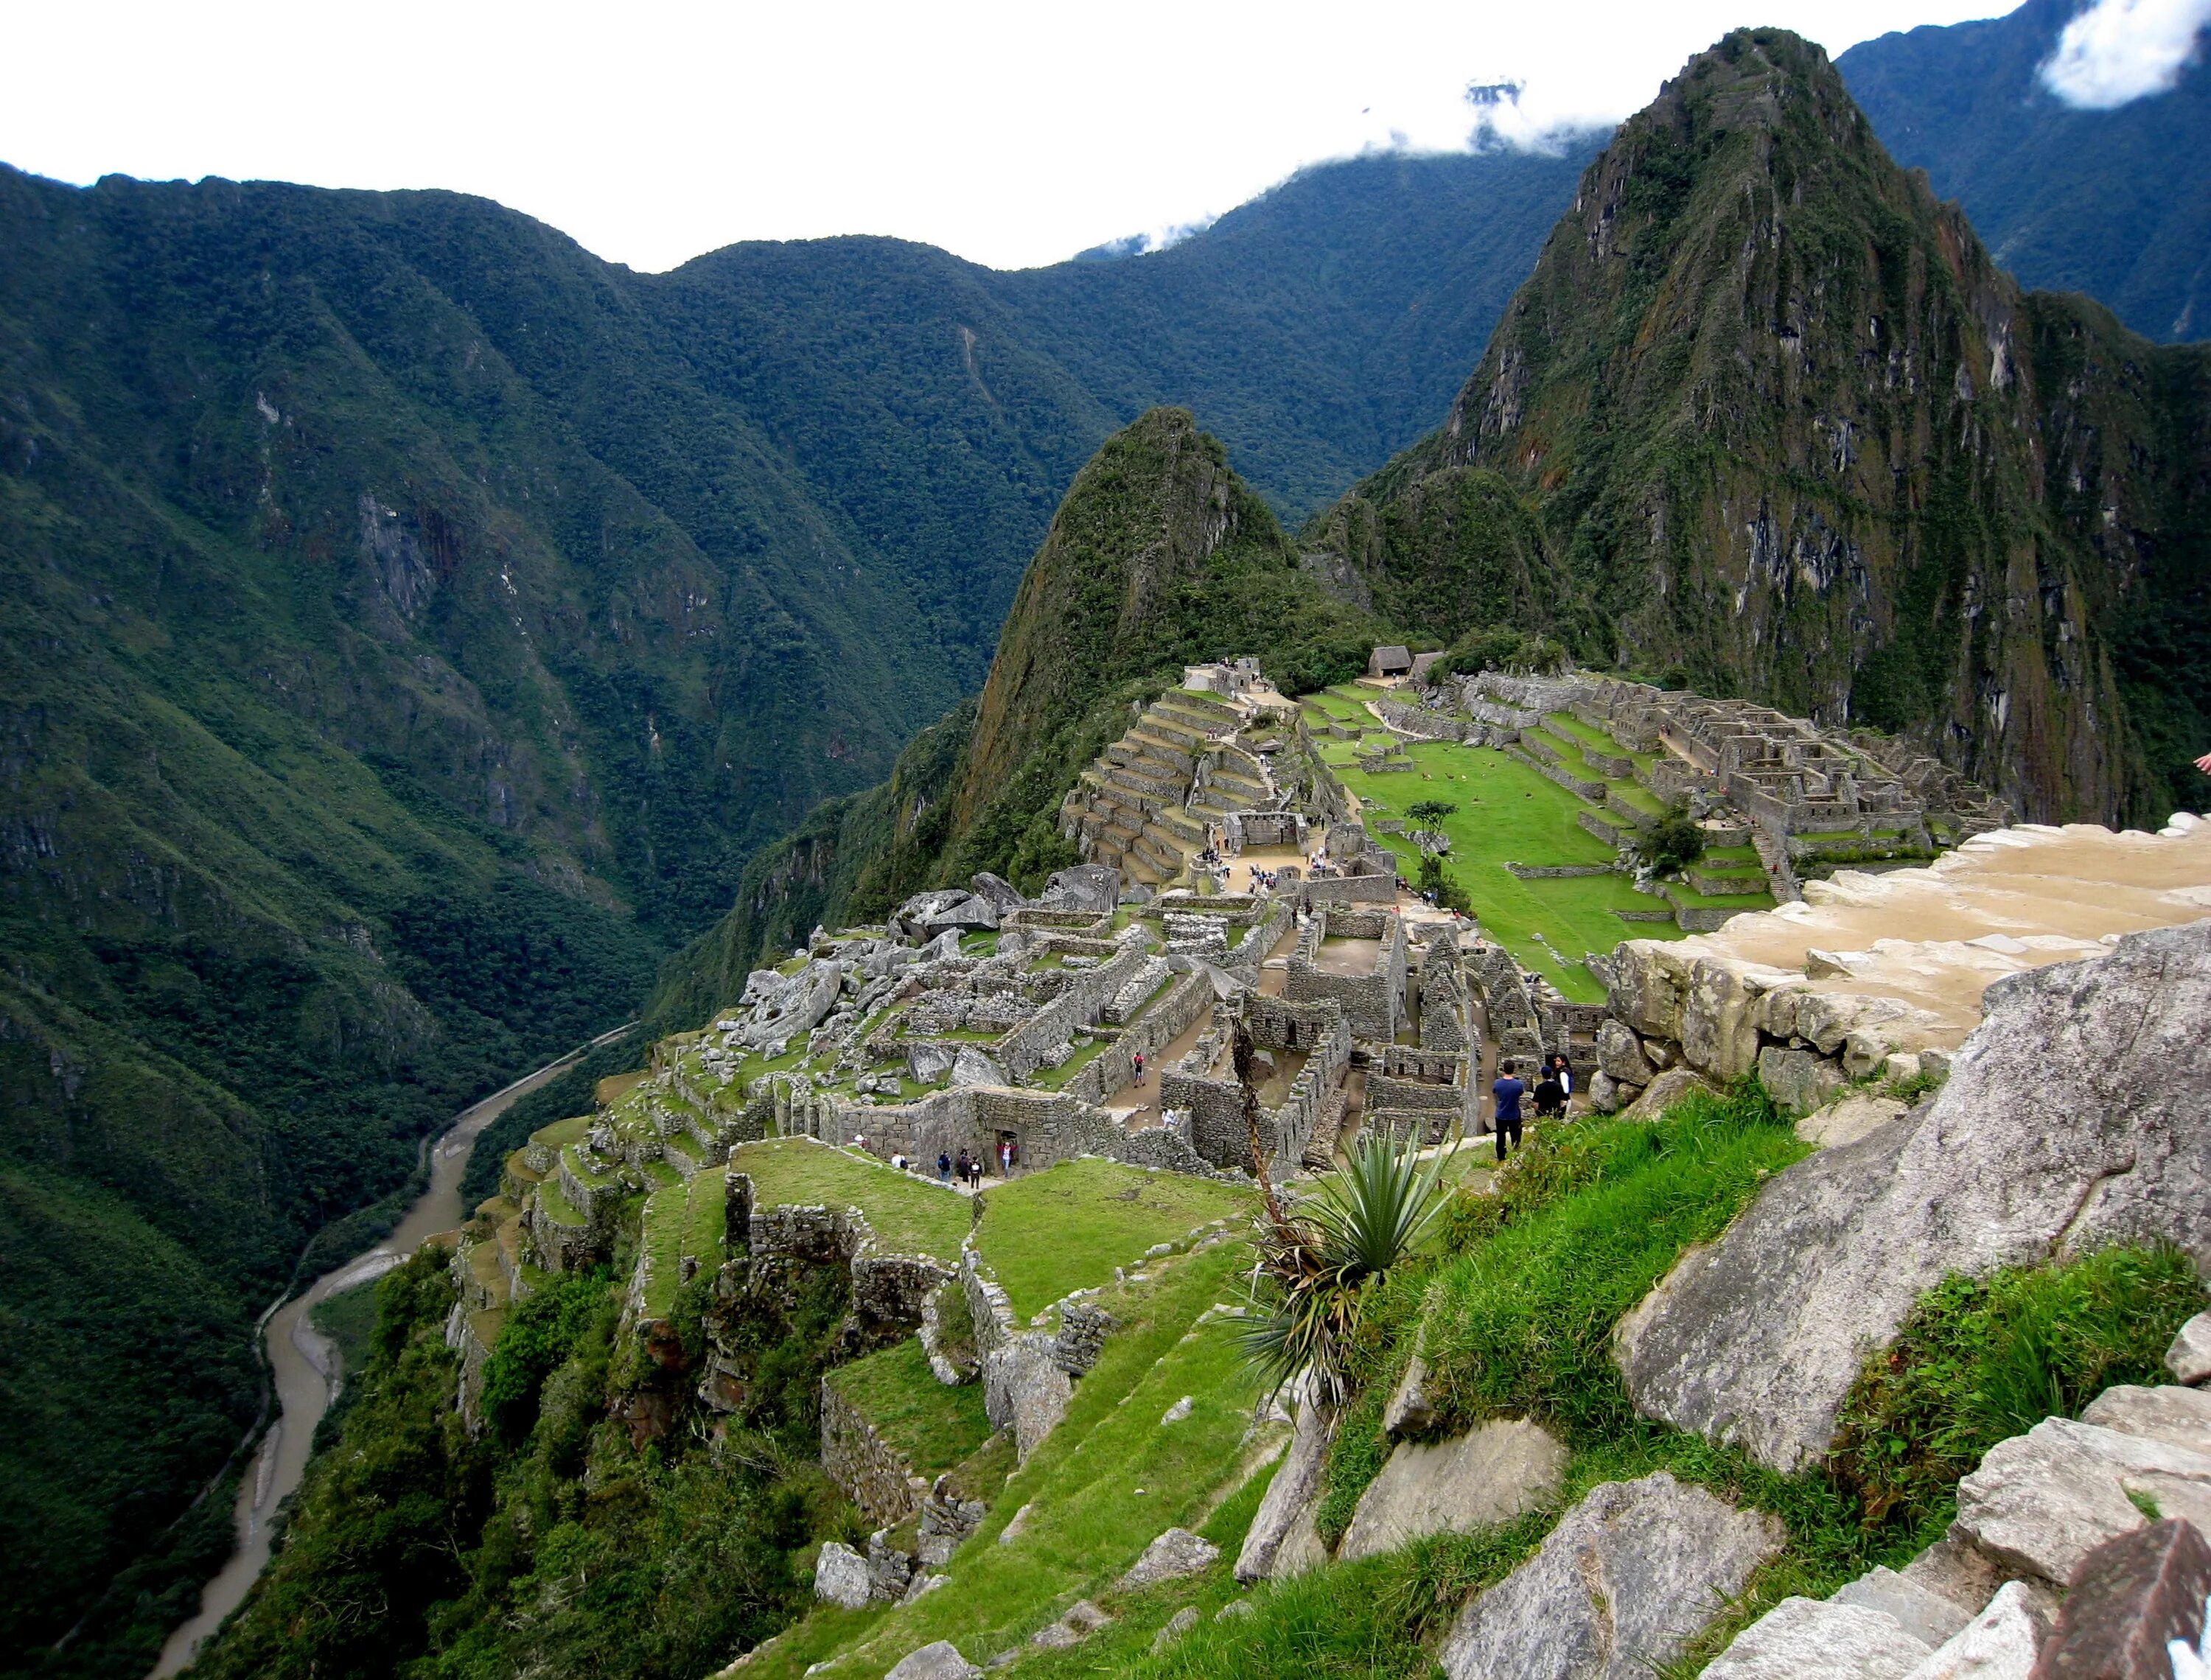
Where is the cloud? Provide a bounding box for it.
[2040,0,2211,109]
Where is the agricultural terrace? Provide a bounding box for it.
[972,1158,1255,1320]
[730,1137,972,1264]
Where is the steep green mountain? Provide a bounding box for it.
[649,408,1381,1024]
[1308,28,2211,824]
[0,147,1582,1668]
[1839,0,2211,343]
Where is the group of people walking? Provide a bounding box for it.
[1488,1052,1576,1161]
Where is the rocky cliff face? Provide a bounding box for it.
[1313,29,2211,824]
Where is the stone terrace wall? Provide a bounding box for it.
[821,1375,931,1525]
[1000,925,1153,1081]
[1064,970,1211,1105]
[1288,909,1407,1040]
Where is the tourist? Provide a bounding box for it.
[1533,1067,1566,1122]
[1551,1053,1575,1103]
[968,1154,983,1189]
[956,1147,971,1183]
[937,1150,952,1182]
[1491,1062,1526,1161]
[1132,1049,1145,1088]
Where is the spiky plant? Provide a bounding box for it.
[1237,1127,1454,1409]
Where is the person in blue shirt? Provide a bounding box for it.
[1491,1063,1527,1161]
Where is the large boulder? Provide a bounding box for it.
[921,895,1000,937]
[1755,1043,1845,1116]
[884,1642,981,1680]
[1616,923,2211,1473]
[1337,1420,1566,1563]
[1615,1066,1715,1121]
[1593,1018,1654,1085]
[949,1045,1012,1089]
[893,889,975,941]
[1038,864,1120,914]
[2168,1313,2211,1385]
[1117,1527,1219,1591]
[811,1539,871,1609]
[1439,1471,1783,1680]
[968,871,1028,911]
[1795,1092,1909,1149]
[729,959,843,1051]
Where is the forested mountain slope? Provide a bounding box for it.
[1311,28,2211,825]
[0,145,1579,1672]
[1839,0,2211,344]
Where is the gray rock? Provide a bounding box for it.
[1381,1355,1435,1436]
[1235,1393,1327,1583]
[2167,1312,2211,1385]
[1756,1043,1846,1116]
[1339,1420,1566,1563]
[1616,1066,1716,1121]
[1899,1538,2008,1614]
[907,1041,957,1085]
[1795,1093,1909,1149]
[1953,1415,2211,1584]
[1271,1499,1328,1578]
[996,1502,1032,1545]
[2081,1383,2211,1456]
[1899,1581,2046,1679]
[884,1641,982,1680]
[893,889,974,940]
[1215,1599,1253,1620]
[1955,1415,2211,1592]
[1594,1018,1655,1085]
[1587,1069,1625,1114]
[1038,865,1120,914]
[982,1339,1071,1460]
[922,895,1000,937]
[1701,1597,1932,1679]
[1617,923,2211,1473]
[1160,1395,1192,1424]
[812,1539,872,1609]
[968,872,1027,911]
[1151,1606,1200,1653]
[949,1045,1012,1089]
[1118,1527,1220,1591]
[1029,1600,1111,1648]
[1831,1567,1972,1649]
[1439,1471,1784,1680]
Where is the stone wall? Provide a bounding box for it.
[821,1372,932,1525]
[1065,970,1210,1105]
[999,925,1154,1081]
[1287,909,1407,1040]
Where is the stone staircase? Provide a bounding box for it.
[1061,690,1279,887]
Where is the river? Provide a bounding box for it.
[150,1023,635,1678]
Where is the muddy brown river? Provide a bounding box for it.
[151,1024,632,1676]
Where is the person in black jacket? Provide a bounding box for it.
[1533,1068,1567,1122]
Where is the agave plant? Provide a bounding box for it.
[1236,1127,1454,1410]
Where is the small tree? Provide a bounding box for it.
[1407,799,1458,833]
[1638,808,1707,875]
[1417,852,1472,915]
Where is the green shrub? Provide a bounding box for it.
[1832,1244,2207,1535]
[478,1270,617,1446]
[1637,808,1707,875]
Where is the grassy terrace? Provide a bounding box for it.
[1321,735,1683,1001]
[730,1137,972,1263]
[1543,710,1658,771]
[827,1338,993,1477]
[743,1240,1262,1680]
[975,1159,1254,1321]
[640,1167,729,1318]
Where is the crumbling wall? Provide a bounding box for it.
[820,1376,931,1526]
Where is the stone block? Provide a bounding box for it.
[886,1641,982,1680]
[1588,1069,1625,1113]
[1117,1527,1219,1591]
[1905,1580,2047,1679]
[1151,1606,1200,1653]
[1797,1093,1910,1149]
[1440,1471,1784,1680]
[812,1539,872,1609]
[2029,1516,2211,1680]
[2081,1385,2211,1457]
[2168,1315,2211,1386]
[1702,1597,1932,1679]
[1832,1567,1974,1648]
[1594,1018,1655,1085]
[1236,1393,1327,1583]
[1382,1355,1435,1436]
[1338,1420,1566,1563]
[1682,959,1795,1082]
[1029,1600,1111,1648]
[1758,1043,1845,1116]
[1954,1417,2211,1585]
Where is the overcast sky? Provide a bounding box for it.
[1,0,2197,273]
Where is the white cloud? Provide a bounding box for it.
[2040,0,2211,108]
[0,1,2002,273]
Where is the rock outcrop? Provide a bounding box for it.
[1337,1421,1566,1563]
[1439,1472,1783,1679]
[1616,922,2211,1472]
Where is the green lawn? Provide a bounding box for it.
[827,1338,994,1477]
[528,1113,593,1151]
[1543,710,1655,771]
[1334,738,1683,1001]
[730,1137,973,1264]
[976,1159,1254,1320]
